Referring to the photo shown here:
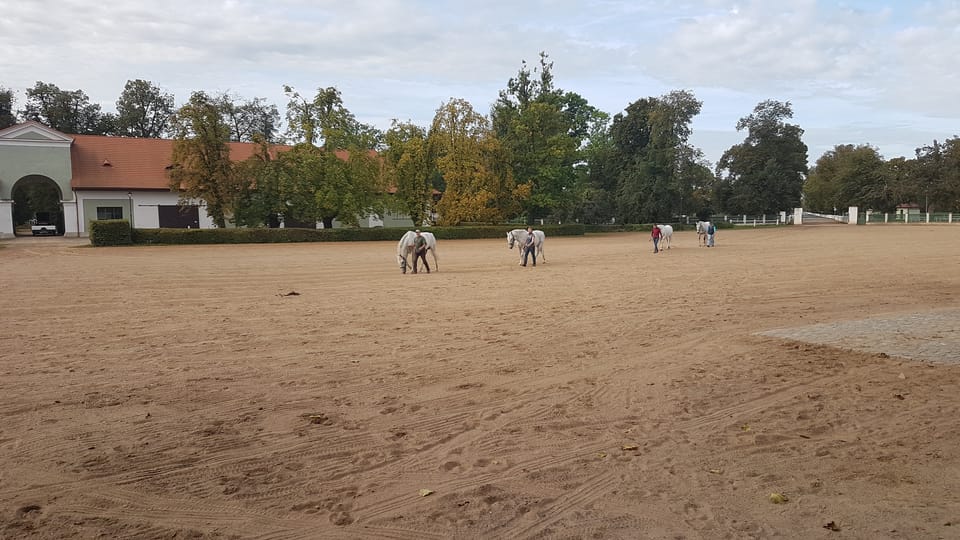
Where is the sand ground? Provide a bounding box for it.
[1,225,959,539]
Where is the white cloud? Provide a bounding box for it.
[1,0,958,166]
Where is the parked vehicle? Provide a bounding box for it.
[31,212,58,236]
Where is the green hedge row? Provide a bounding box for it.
[89,220,132,246]
[125,223,586,245]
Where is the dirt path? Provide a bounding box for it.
[1,226,959,539]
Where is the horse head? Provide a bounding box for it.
[397,254,408,274]
[507,231,516,250]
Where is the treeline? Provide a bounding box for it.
[3,53,958,226]
[804,141,960,214]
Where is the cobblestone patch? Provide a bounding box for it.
[759,309,960,365]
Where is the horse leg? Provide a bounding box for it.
[431,248,439,272]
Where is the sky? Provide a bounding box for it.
[2,0,959,167]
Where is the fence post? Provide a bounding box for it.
[950,213,953,223]
[742,215,746,224]
[926,213,930,223]
[762,215,766,225]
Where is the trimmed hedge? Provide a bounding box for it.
[129,223,586,245]
[90,220,132,246]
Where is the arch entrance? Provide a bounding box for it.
[11,175,64,236]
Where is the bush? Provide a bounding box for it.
[90,220,132,246]
[129,223,586,245]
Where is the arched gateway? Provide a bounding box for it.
[0,122,78,238]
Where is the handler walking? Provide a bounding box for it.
[521,226,537,267]
[651,225,662,253]
[412,229,430,273]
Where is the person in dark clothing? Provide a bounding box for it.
[412,229,430,274]
[651,225,661,253]
[521,227,537,267]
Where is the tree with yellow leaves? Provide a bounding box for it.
[426,98,519,225]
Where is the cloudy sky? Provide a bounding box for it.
[2,0,958,166]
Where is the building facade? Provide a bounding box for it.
[0,122,415,238]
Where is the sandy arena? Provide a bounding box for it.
[1,225,959,539]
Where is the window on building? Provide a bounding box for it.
[97,206,124,220]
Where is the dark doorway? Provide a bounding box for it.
[158,205,200,228]
[11,175,63,236]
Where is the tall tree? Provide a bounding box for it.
[491,53,601,222]
[384,120,433,226]
[21,81,114,135]
[716,100,808,215]
[231,139,286,227]
[428,98,517,225]
[0,87,17,129]
[611,90,703,223]
[218,94,281,143]
[272,144,385,229]
[283,85,317,145]
[910,139,960,212]
[168,91,236,228]
[115,79,174,138]
[804,144,887,212]
[283,85,381,149]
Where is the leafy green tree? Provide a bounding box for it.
[231,139,286,227]
[611,90,703,223]
[804,144,888,212]
[115,79,174,138]
[0,87,17,129]
[218,94,281,143]
[491,53,601,222]
[283,85,381,149]
[716,100,808,215]
[273,144,385,229]
[21,81,114,135]
[428,98,517,225]
[384,120,433,226]
[910,138,960,212]
[168,91,236,228]
[881,157,916,211]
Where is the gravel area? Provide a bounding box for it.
[760,308,960,364]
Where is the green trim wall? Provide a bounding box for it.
[82,199,133,231]
[0,145,73,201]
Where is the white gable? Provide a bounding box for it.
[0,122,74,148]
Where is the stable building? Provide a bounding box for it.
[0,122,415,238]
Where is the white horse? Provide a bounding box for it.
[397,231,438,273]
[695,221,711,247]
[507,229,546,265]
[656,224,674,250]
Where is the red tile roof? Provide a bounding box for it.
[70,135,292,190]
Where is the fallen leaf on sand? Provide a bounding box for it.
[741,424,751,432]
[823,521,841,531]
[894,393,906,400]
[280,291,300,297]
[621,444,638,451]
[305,413,330,425]
[418,489,434,497]
[708,469,723,474]
[597,452,607,458]
[898,372,906,379]
[769,493,788,504]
